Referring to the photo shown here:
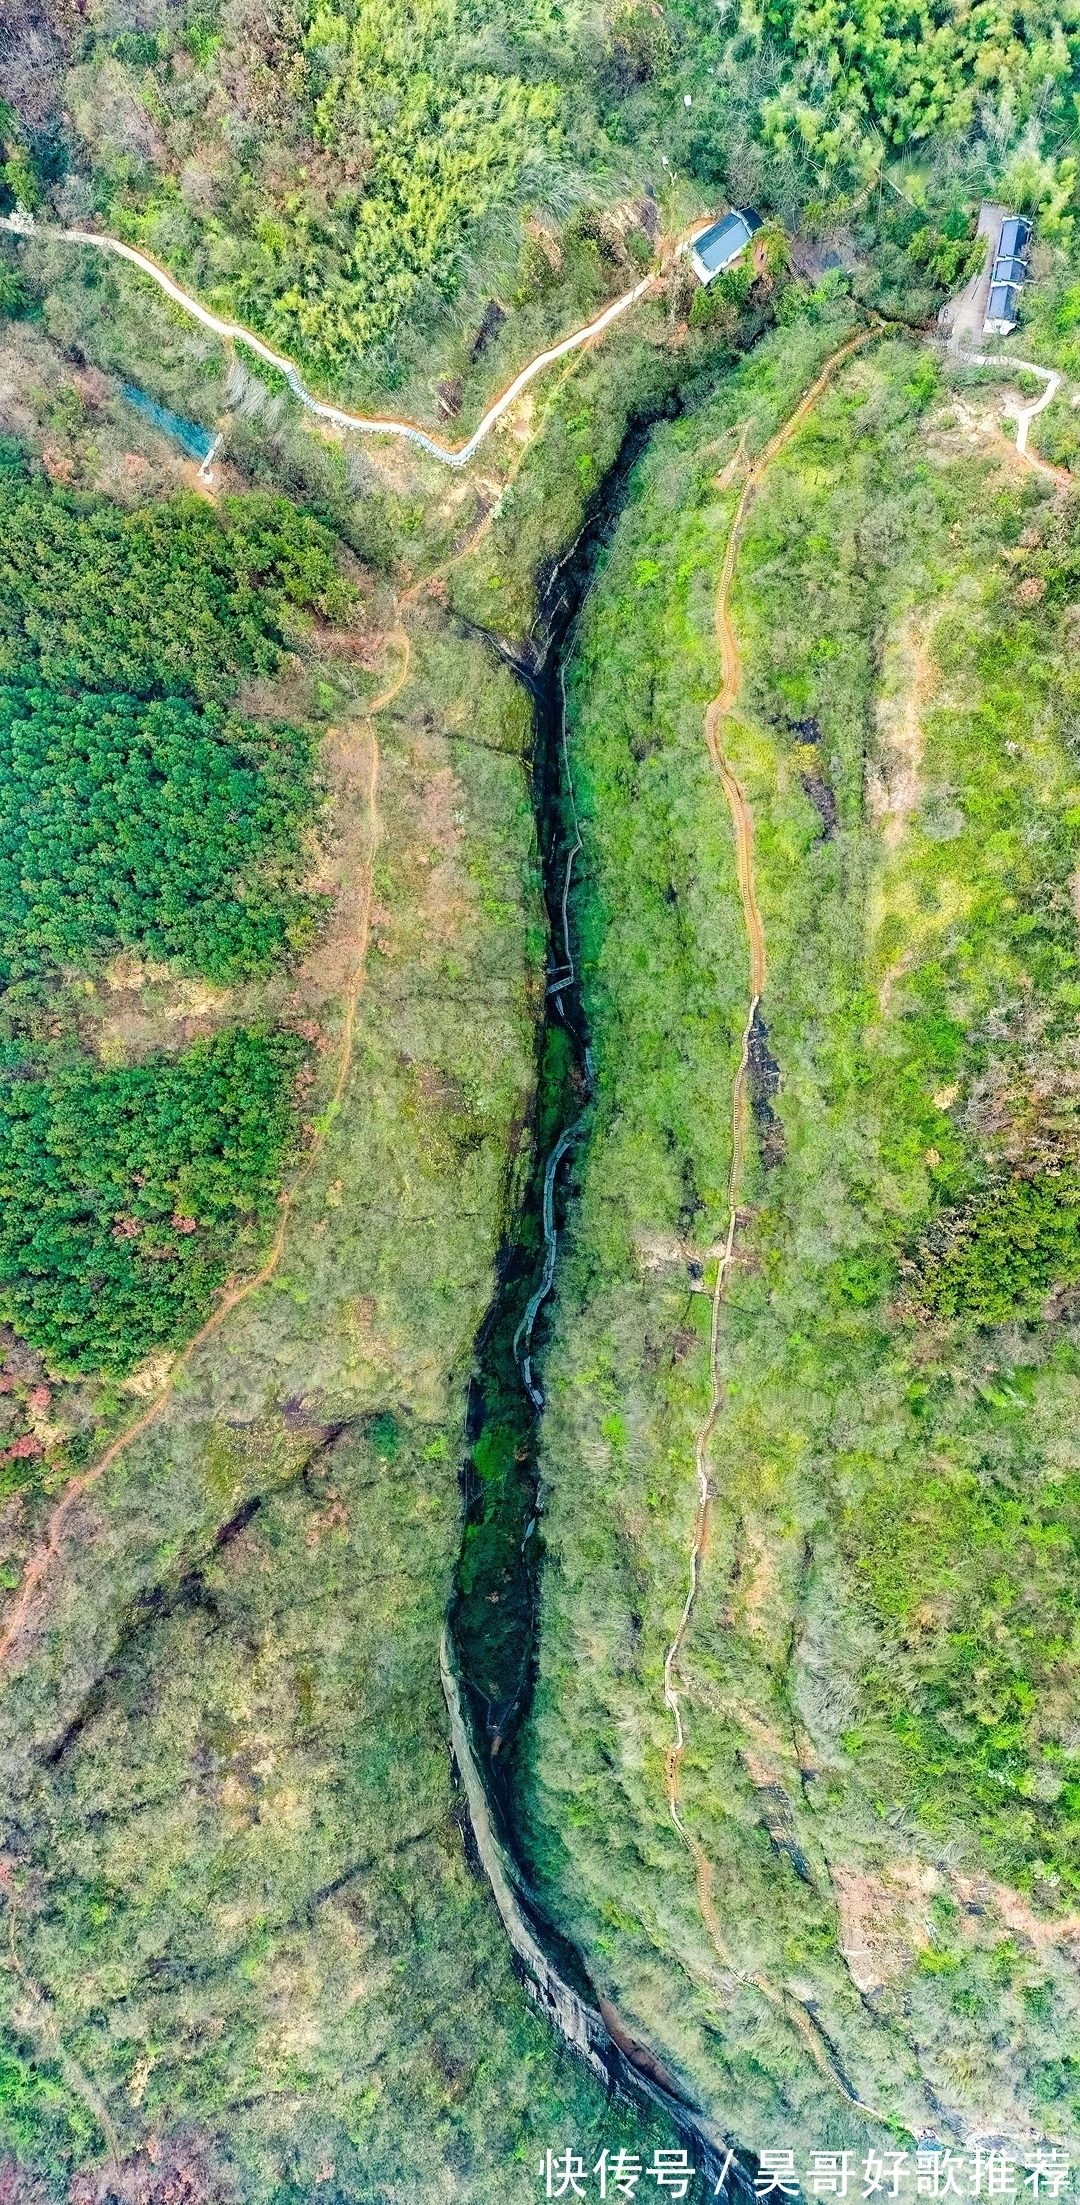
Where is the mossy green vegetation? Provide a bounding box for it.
[0,1027,304,1378]
[0,2046,104,2171]
[513,312,1080,2149]
[0,1418,672,2199]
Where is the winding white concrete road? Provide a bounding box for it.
[956,348,1062,453]
[1,211,660,469]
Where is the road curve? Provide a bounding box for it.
[951,342,1070,482]
[1,213,670,470]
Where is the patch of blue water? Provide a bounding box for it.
[119,383,216,461]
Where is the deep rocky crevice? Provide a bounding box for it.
[443,400,759,2198]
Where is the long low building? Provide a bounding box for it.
[690,208,763,285]
[984,214,1032,336]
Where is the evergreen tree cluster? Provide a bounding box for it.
[0,482,348,1374]
[0,1028,305,1374]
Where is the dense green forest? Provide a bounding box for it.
[8,0,1079,401]
[758,0,1080,171]
[0,685,322,983]
[0,483,348,976]
[0,479,348,1377]
[0,483,351,704]
[0,1026,304,1375]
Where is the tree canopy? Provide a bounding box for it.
[0,483,341,1371]
[0,1027,305,1374]
[247,0,563,362]
[0,484,353,704]
[0,685,323,984]
[757,0,1080,172]
[0,483,347,986]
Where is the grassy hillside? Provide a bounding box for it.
[6,37,1080,2175]
[0,236,751,2203]
[0,553,677,2194]
[517,310,1080,2149]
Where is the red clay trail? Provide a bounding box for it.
[659,322,894,2122]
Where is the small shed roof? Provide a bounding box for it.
[983,211,1032,335]
[997,216,1031,259]
[985,282,1021,332]
[690,208,762,284]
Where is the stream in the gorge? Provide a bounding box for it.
[449,409,659,1811]
[443,404,756,2196]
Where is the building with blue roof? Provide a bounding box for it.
[690,209,763,286]
[984,214,1032,335]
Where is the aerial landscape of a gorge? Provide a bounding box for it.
[3,0,1080,2197]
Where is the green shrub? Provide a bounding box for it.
[0,98,42,217]
[0,683,324,983]
[0,264,31,318]
[758,0,1080,171]
[918,1173,1080,1321]
[909,212,984,292]
[1031,400,1080,470]
[0,2043,103,2165]
[214,0,562,367]
[0,1026,304,1374]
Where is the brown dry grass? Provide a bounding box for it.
[867,610,935,855]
